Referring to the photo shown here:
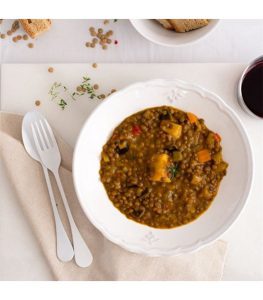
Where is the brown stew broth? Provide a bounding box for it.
[100,106,228,228]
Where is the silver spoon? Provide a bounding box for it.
[22,111,74,262]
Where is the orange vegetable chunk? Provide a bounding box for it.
[187,112,198,123]
[197,149,211,163]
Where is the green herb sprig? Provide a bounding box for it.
[48,76,105,110]
[48,82,70,110]
[168,163,179,180]
[72,77,97,100]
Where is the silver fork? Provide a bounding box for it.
[31,115,93,268]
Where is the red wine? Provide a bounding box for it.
[241,61,263,118]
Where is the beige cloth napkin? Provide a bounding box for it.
[0,112,227,281]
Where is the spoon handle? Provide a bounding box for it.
[42,165,74,262]
[53,170,93,268]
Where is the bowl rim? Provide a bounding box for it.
[73,78,254,256]
[129,19,220,48]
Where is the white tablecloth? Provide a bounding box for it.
[0,19,263,63]
[0,19,263,280]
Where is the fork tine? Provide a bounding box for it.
[34,121,47,150]
[31,123,44,152]
[44,118,56,147]
[39,119,52,148]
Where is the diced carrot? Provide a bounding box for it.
[187,112,198,124]
[214,133,221,142]
[197,149,211,163]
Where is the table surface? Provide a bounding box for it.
[0,19,263,281]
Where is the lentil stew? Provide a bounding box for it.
[100,106,228,228]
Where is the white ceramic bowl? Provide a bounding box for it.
[73,79,253,256]
[130,19,220,47]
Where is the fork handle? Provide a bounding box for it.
[42,165,74,262]
[53,170,93,268]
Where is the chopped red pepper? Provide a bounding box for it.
[132,125,141,136]
[214,133,221,142]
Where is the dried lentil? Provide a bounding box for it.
[35,100,41,106]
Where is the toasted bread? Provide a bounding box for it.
[156,19,173,30]
[156,19,209,33]
[19,19,51,38]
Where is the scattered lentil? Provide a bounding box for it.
[48,67,54,73]
[28,43,34,48]
[7,30,12,36]
[86,25,115,50]
[93,84,99,90]
[92,63,98,68]
[23,34,29,40]
[35,100,41,106]
[16,35,22,40]
[103,20,110,25]
[1,34,6,39]
[12,37,17,42]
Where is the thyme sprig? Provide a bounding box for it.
[168,163,179,180]
[48,82,70,110]
[72,76,97,100]
[48,76,106,110]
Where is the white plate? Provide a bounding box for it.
[73,79,253,256]
[130,19,220,47]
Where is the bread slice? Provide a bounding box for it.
[156,19,173,30]
[19,19,51,38]
[169,19,209,32]
[156,19,209,33]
